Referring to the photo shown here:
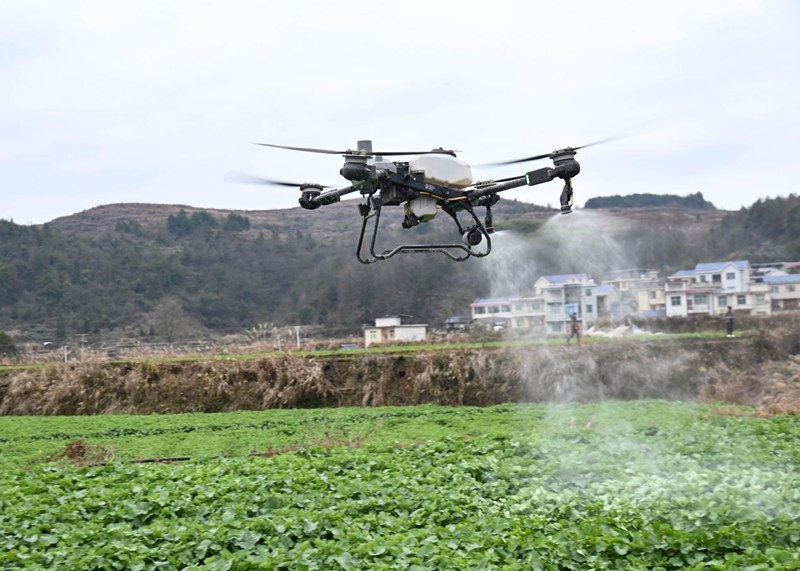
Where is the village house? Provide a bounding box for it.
[765,274,800,313]
[363,316,428,347]
[468,259,800,338]
[666,260,754,317]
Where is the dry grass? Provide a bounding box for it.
[46,439,114,466]
[2,330,800,415]
[700,354,800,415]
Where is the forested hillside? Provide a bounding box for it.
[1,195,797,343]
[584,192,715,209]
[709,194,800,262]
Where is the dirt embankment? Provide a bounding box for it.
[1,330,799,416]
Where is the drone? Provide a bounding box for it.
[227,139,609,263]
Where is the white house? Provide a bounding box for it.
[534,273,595,335]
[470,297,546,331]
[666,261,753,317]
[363,316,428,347]
[694,260,751,292]
[765,274,800,312]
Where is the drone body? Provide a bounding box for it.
[229,138,602,263]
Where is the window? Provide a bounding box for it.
[650,291,657,299]
[586,304,593,313]
[718,295,727,306]
[585,288,592,296]
[755,294,766,304]
[712,274,721,283]
[474,307,486,315]
[369,330,377,339]
[726,272,736,280]
[737,295,746,305]
[694,294,708,305]
[699,275,707,282]
[789,285,796,293]
[501,305,511,313]
[771,286,779,293]
[671,296,682,306]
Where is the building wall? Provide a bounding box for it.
[364,325,427,347]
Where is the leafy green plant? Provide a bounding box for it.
[1,402,799,569]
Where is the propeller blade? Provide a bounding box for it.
[480,135,623,167]
[487,152,551,167]
[254,142,457,157]
[224,171,330,189]
[253,143,346,155]
[373,148,458,157]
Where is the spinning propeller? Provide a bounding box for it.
[254,142,457,157]
[224,171,330,190]
[482,136,621,167]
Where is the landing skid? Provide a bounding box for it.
[355,195,492,264]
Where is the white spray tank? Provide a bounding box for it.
[409,154,473,189]
[404,153,473,223]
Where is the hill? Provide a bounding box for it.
[0,194,797,345]
[584,192,715,210]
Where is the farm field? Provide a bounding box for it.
[1,401,799,569]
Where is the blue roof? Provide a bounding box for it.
[764,274,800,285]
[593,284,615,294]
[668,270,695,278]
[472,298,515,305]
[694,260,749,272]
[540,273,588,284]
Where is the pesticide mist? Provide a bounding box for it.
[475,211,791,548]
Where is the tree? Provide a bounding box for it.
[151,297,196,343]
[0,331,16,359]
[167,209,192,237]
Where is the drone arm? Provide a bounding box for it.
[299,185,357,209]
[470,166,557,199]
[318,185,359,205]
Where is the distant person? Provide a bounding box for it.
[567,313,580,344]
[725,306,734,337]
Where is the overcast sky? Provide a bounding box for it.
[2,1,799,225]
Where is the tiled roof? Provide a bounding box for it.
[668,270,695,278]
[540,273,588,284]
[471,298,515,305]
[764,274,800,284]
[694,260,749,272]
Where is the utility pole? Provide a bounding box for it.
[295,326,301,350]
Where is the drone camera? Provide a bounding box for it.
[462,227,483,247]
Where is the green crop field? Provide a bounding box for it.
[1,402,799,569]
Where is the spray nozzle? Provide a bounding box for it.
[560,179,574,215]
[484,205,494,234]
